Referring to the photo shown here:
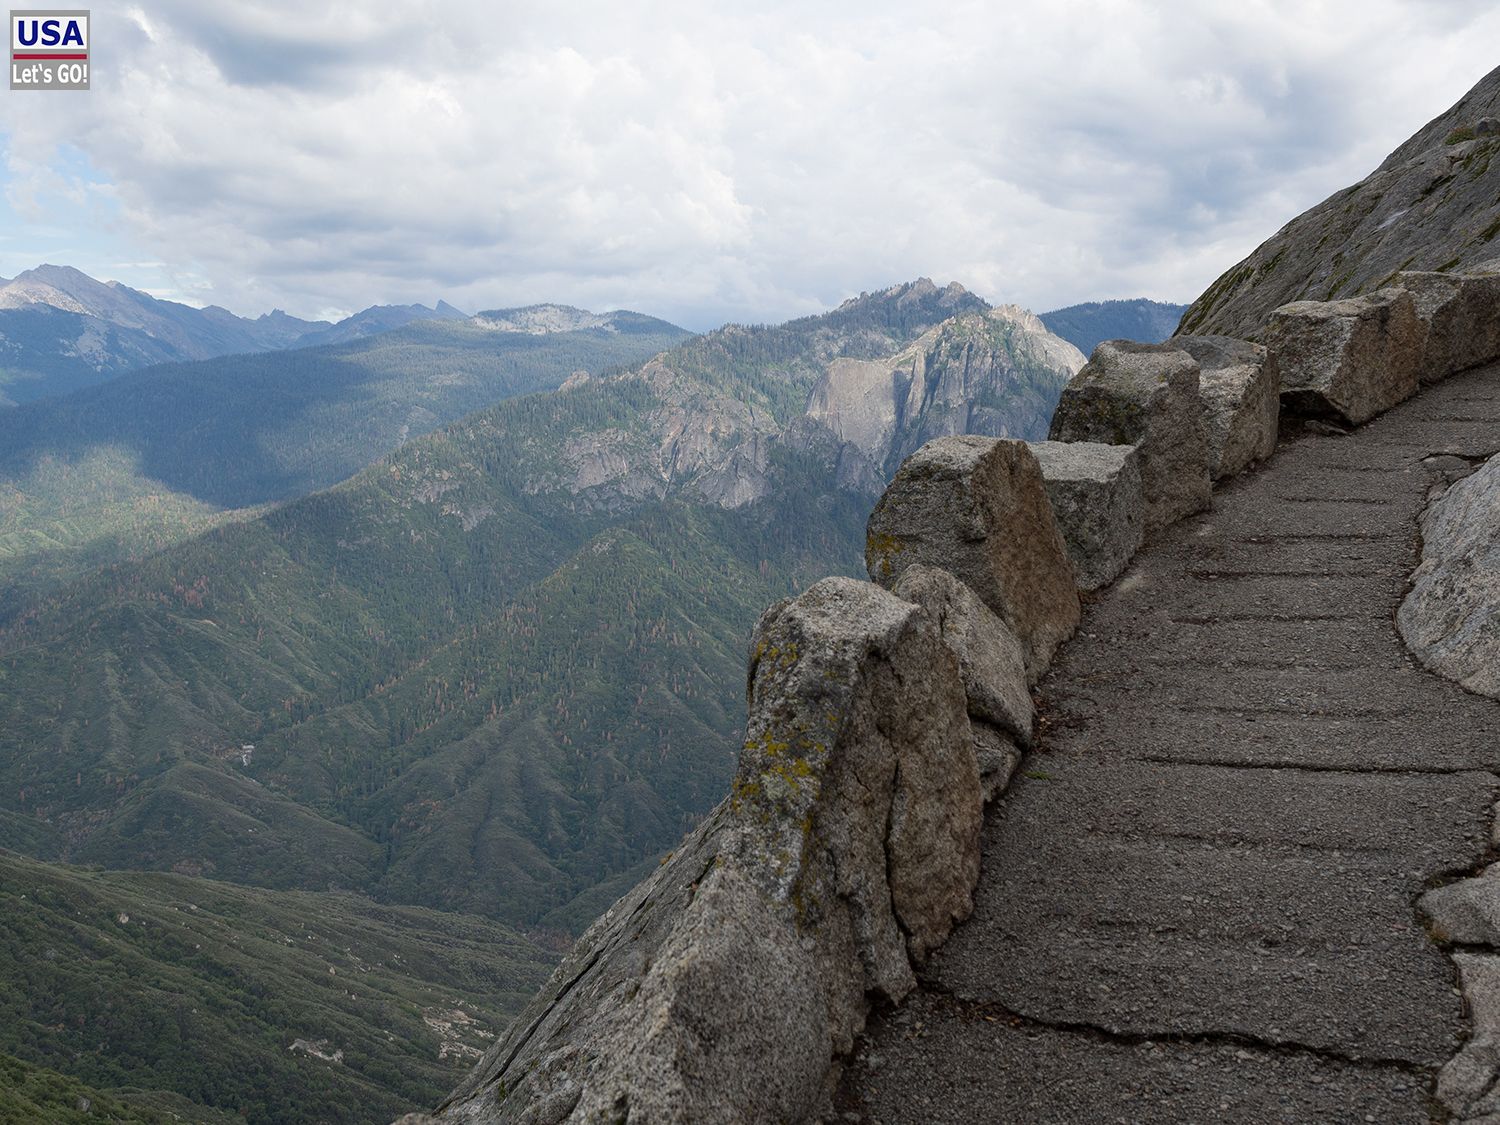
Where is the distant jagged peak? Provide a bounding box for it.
[0,263,220,329]
[15,262,103,288]
[987,302,1050,336]
[912,302,1087,374]
[254,307,322,328]
[831,277,989,318]
[986,304,1088,371]
[0,263,158,323]
[473,303,619,334]
[12,262,159,306]
[0,276,90,314]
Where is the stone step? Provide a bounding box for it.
[1041,705,1500,772]
[927,761,1485,1062]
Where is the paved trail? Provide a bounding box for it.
[842,363,1500,1123]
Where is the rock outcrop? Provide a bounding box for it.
[1265,288,1423,426]
[1172,334,1280,479]
[890,564,1034,746]
[436,577,979,1124]
[1398,452,1500,698]
[1397,265,1500,383]
[1423,865,1500,947]
[539,283,1085,514]
[865,435,1080,681]
[804,305,1085,483]
[1176,64,1500,339]
[1026,440,1144,591]
[1047,340,1212,530]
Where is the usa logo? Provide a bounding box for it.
[11,9,89,90]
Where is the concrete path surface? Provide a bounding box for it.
[839,363,1500,1123]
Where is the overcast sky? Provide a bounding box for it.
[1,1,1497,329]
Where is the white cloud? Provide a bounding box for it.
[1,0,1497,327]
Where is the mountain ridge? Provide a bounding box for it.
[0,308,693,615]
[0,264,659,407]
[0,278,1081,932]
[0,276,1088,1122]
[1177,64,1500,338]
[1039,297,1187,355]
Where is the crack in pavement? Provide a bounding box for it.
[910,988,1438,1077]
[1128,754,1500,779]
[1084,825,1410,857]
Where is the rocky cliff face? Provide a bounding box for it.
[806,306,1085,484]
[1177,65,1500,339]
[538,293,1084,514]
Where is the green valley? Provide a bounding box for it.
[0,277,1083,1117]
[0,310,691,616]
[0,850,554,1124]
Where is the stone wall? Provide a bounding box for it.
[422,261,1500,1125]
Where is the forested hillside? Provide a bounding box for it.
[0,279,1076,928]
[0,851,553,1124]
[0,279,1084,1116]
[0,311,691,618]
[0,351,876,927]
[1038,297,1187,356]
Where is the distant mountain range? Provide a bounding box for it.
[1038,297,1186,356]
[0,301,691,614]
[0,279,1083,934]
[0,264,477,405]
[0,274,1099,1120]
[292,299,470,348]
